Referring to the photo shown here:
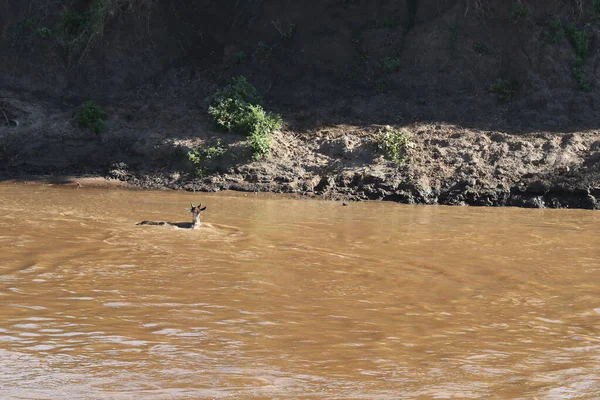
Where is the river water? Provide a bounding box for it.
[0,182,599,399]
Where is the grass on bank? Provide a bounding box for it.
[206,76,282,160]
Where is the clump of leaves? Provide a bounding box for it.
[543,17,563,43]
[375,79,387,94]
[594,0,600,15]
[284,23,296,40]
[255,41,273,58]
[376,126,413,166]
[57,9,86,36]
[207,76,261,132]
[76,100,107,134]
[247,105,282,160]
[187,139,228,178]
[382,56,401,73]
[233,50,246,64]
[573,67,591,91]
[490,79,518,102]
[510,3,528,23]
[565,24,590,65]
[473,41,488,54]
[207,76,282,160]
[37,27,52,38]
[565,24,591,91]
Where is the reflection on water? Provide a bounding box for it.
[0,183,599,399]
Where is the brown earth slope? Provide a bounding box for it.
[0,0,599,208]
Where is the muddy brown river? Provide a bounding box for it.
[0,182,599,399]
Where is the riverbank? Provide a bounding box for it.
[2,0,600,209]
[1,91,598,209]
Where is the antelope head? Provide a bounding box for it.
[189,202,207,228]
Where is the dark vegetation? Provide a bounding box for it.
[0,0,599,208]
[3,0,600,129]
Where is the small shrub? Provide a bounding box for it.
[207,76,261,132]
[510,3,528,23]
[76,100,107,134]
[37,27,52,37]
[247,105,282,160]
[573,67,591,91]
[207,77,282,160]
[376,126,413,166]
[57,9,86,36]
[233,50,246,64]
[255,41,272,58]
[382,56,401,73]
[490,79,518,102]
[473,41,488,54]
[544,17,563,43]
[375,79,386,93]
[187,139,228,177]
[566,24,590,65]
[284,24,297,40]
[450,24,460,52]
[565,24,591,91]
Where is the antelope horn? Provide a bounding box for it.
[190,202,194,209]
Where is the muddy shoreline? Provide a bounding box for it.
[2,119,598,209]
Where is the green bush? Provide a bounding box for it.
[207,77,282,160]
[57,9,86,36]
[284,23,297,40]
[187,139,228,177]
[544,17,563,43]
[376,126,413,166]
[566,24,590,65]
[247,105,282,160]
[382,56,401,73]
[565,24,591,91]
[255,41,273,58]
[490,79,518,102]
[510,3,528,23]
[207,76,261,132]
[76,100,107,134]
[473,41,488,54]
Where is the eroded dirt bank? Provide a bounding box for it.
[1,89,599,209]
[1,0,599,208]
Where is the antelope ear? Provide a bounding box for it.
[200,206,207,212]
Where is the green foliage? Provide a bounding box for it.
[544,17,563,43]
[375,79,387,93]
[382,56,401,73]
[207,76,261,132]
[510,3,528,23]
[473,41,488,54]
[566,24,590,65]
[450,24,460,53]
[255,41,273,58]
[565,24,591,91]
[57,9,86,36]
[594,0,600,15]
[573,67,591,91]
[376,126,413,166]
[187,139,228,177]
[233,50,246,64]
[406,0,418,33]
[490,79,518,102]
[247,106,282,160]
[76,101,107,134]
[207,77,282,160]
[284,24,297,40]
[37,27,52,38]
